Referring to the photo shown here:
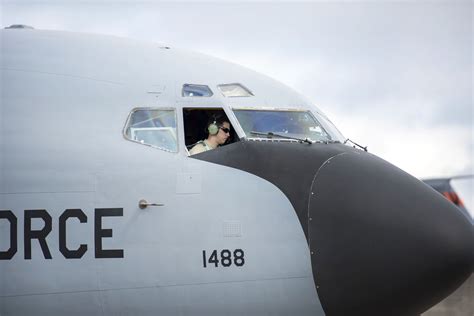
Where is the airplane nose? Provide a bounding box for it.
[308,151,473,315]
[194,142,473,315]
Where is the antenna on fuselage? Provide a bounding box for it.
[4,24,35,29]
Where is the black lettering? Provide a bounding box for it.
[221,249,232,267]
[208,250,219,267]
[94,208,124,258]
[233,249,245,267]
[24,210,52,259]
[203,249,245,268]
[202,250,207,268]
[0,210,17,260]
[59,209,88,259]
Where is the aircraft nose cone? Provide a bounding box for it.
[309,152,473,316]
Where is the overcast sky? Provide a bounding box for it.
[2,1,472,180]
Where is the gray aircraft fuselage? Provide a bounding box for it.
[0,28,472,316]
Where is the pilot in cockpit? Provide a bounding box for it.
[189,115,231,155]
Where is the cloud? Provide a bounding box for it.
[333,107,473,178]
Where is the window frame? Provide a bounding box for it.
[123,107,179,153]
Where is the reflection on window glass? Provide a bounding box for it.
[217,83,253,97]
[182,84,213,97]
[124,109,178,152]
[315,112,345,142]
[233,110,333,142]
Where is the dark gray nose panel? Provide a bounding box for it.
[308,152,473,315]
[194,141,473,315]
[193,141,349,239]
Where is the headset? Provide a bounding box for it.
[207,118,219,135]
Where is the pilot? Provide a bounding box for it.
[189,115,231,155]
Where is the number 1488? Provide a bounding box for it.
[202,249,245,268]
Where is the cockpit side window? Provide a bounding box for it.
[124,108,178,152]
[183,108,238,153]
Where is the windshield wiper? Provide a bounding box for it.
[250,131,313,144]
[344,138,368,152]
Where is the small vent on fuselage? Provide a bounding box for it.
[223,221,242,237]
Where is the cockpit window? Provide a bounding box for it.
[233,109,333,142]
[182,84,213,97]
[217,83,254,97]
[124,108,178,152]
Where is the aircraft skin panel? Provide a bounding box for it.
[1,292,104,316]
[0,172,96,194]
[100,278,322,316]
[1,29,315,110]
[2,277,322,316]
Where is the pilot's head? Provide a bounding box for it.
[207,115,231,145]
